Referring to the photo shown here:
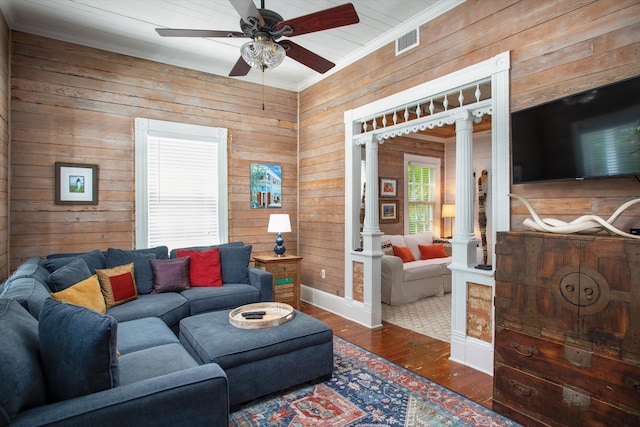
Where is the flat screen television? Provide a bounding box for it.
[511,75,640,184]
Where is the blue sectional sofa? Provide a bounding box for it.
[0,242,273,427]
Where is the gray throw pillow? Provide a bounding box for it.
[43,249,107,274]
[0,299,47,424]
[106,249,157,294]
[38,298,119,402]
[47,257,93,292]
[219,244,252,284]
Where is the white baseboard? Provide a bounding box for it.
[300,284,383,329]
[450,332,494,376]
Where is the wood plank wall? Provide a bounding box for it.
[298,0,640,297]
[8,31,298,274]
[0,12,9,279]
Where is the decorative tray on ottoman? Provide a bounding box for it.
[229,302,295,329]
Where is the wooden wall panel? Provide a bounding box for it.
[9,31,298,271]
[298,0,640,296]
[0,12,9,280]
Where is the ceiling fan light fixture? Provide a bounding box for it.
[240,36,286,71]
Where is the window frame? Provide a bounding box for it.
[134,118,228,249]
[403,153,441,235]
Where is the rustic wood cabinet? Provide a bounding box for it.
[253,254,302,310]
[493,231,640,426]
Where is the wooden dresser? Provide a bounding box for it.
[493,231,640,426]
[253,254,302,310]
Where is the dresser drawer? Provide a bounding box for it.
[495,328,640,412]
[494,363,640,427]
[270,262,298,274]
[274,282,294,300]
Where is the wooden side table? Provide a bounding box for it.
[252,254,302,310]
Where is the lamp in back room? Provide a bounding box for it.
[441,204,456,239]
[268,214,291,256]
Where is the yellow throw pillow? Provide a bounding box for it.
[51,275,107,314]
[96,263,139,308]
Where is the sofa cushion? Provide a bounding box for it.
[219,244,252,284]
[96,263,139,308]
[0,299,47,425]
[43,250,107,274]
[50,275,107,314]
[385,234,407,248]
[403,259,448,281]
[118,343,199,386]
[180,284,260,316]
[5,257,50,284]
[418,243,449,260]
[404,232,434,260]
[150,257,191,293]
[106,293,189,327]
[392,245,416,263]
[176,248,222,287]
[38,298,119,402]
[169,241,243,259]
[48,257,93,292]
[106,249,157,294]
[117,317,180,355]
[0,277,51,319]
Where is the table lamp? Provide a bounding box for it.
[442,204,456,239]
[268,214,291,256]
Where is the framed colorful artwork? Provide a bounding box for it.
[250,163,282,208]
[380,199,399,223]
[55,162,99,205]
[380,177,397,197]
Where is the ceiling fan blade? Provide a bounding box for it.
[279,41,334,74]
[276,3,359,37]
[229,56,252,76]
[156,28,245,38]
[229,0,265,26]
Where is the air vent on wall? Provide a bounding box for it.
[395,28,419,55]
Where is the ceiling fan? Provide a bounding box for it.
[156,0,360,77]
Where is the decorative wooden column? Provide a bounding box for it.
[451,110,480,268]
[356,134,383,326]
[449,109,487,373]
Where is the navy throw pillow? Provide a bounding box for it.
[38,298,119,402]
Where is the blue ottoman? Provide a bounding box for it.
[179,309,333,407]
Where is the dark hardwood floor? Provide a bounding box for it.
[300,301,494,409]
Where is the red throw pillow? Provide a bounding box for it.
[418,244,449,260]
[392,245,416,263]
[176,248,222,287]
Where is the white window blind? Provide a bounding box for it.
[404,154,440,235]
[135,118,228,250]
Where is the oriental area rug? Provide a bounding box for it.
[230,337,519,427]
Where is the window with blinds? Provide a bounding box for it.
[135,118,228,250]
[407,163,436,234]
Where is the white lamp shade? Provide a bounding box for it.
[268,214,291,233]
[442,204,456,218]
